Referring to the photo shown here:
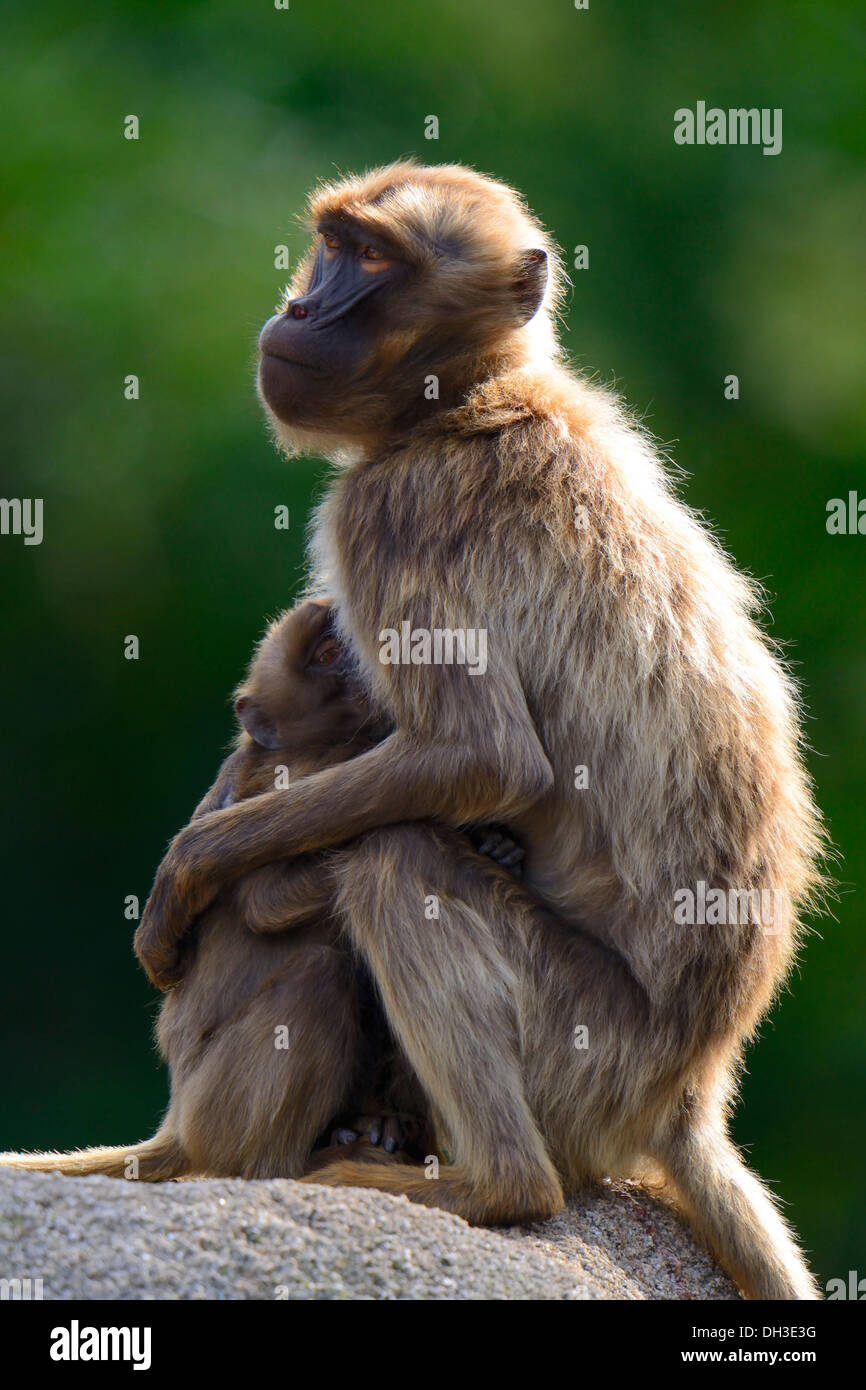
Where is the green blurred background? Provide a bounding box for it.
[1,0,863,1289]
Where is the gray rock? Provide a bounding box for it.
[0,1169,739,1300]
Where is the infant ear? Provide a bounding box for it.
[235,696,283,750]
[513,248,548,324]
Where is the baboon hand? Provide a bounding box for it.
[134,826,218,989]
[331,1113,421,1154]
[468,823,525,875]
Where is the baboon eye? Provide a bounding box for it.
[360,245,385,262]
[323,233,342,251]
[312,638,340,667]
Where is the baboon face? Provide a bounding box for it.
[234,601,383,756]
[257,161,554,440]
[257,232,411,426]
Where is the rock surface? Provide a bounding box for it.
[0,1169,739,1300]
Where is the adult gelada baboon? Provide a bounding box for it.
[134,162,826,1298]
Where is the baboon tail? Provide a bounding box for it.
[0,1127,188,1182]
[302,1158,563,1226]
[661,1124,820,1300]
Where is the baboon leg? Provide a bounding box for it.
[510,910,677,1184]
[175,940,362,1178]
[308,825,564,1225]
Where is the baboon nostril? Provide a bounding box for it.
[291,304,308,319]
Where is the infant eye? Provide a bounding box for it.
[360,245,384,261]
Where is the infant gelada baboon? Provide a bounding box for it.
[0,601,439,1179]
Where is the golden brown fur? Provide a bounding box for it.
[0,602,430,1181]
[131,162,826,1297]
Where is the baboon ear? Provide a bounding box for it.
[235,696,282,750]
[513,248,548,324]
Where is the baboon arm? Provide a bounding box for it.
[237,858,334,934]
[135,707,552,987]
[189,749,245,819]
